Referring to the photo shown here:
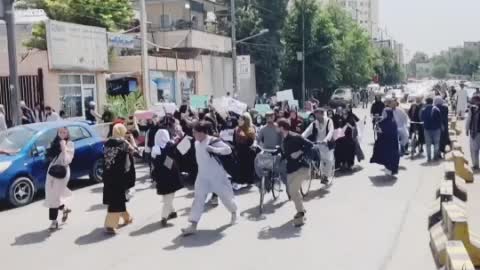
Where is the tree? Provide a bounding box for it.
[432,64,449,79]
[235,0,288,95]
[337,25,375,88]
[282,0,319,101]
[24,0,135,49]
[374,47,404,85]
[407,51,429,78]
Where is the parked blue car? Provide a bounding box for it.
[0,121,104,207]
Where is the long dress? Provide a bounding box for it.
[233,127,256,184]
[370,110,400,175]
[103,138,135,213]
[438,104,451,154]
[45,141,75,208]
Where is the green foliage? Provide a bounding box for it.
[432,64,448,79]
[235,0,288,95]
[23,23,47,50]
[24,0,134,50]
[282,1,377,103]
[107,92,146,119]
[407,52,429,77]
[374,47,404,85]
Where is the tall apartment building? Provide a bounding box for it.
[316,0,379,35]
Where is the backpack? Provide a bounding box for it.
[208,139,240,178]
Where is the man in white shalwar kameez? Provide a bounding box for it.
[182,121,238,236]
[456,82,468,119]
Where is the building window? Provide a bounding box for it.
[149,71,176,104]
[59,74,96,118]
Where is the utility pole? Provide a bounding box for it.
[230,0,238,95]
[139,0,150,108]
[301,0,306,108]
[2,0,20,126]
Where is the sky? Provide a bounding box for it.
[379,0,480,58]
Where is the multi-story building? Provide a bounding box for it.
[464,41,480,50]
[315,0,379,35]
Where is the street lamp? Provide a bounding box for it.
[236,29,269,44]
[231,20,269,95]
[297,43,333,106]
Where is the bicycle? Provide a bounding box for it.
[301,142,335,197]
[256,148,283,214]
[409,121,424,158]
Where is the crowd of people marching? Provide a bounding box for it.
[15,82,478,235]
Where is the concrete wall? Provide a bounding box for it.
[110,54,257,107]
[0,50,107,114]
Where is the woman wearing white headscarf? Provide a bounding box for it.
[0,105,7,131]
[151,129,183,226]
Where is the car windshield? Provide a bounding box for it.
[0,126,36,154]
[334,89,346,95]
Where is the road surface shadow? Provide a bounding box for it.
[369,175,398,187]
[75,228,115,245]
[163,224,231,250]
[180,204,215,217]
[420,160,442,167]
[90,186,103,193]
[335,165,364,177]
[130,221,173,237]
[257,220,302,240]
[240,200,288,221]
[303,188,330,202]
[87,204,107,212]
[11,229,51,246]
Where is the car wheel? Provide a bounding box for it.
[8,176,35,207]
[90,158,104,183]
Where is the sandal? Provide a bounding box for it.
[62,208,72,223]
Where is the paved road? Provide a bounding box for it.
[0,108,439,270]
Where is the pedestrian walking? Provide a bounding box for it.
[466,96,480,170]
[435,96,450,157]
[389,99,410,155]
[45,127,75,231]
[151,129,183,227]
[278,119,313,227]
[233,113,256,185]
[370,108,400,176]
[45,106,60,122]
[20,101,35,124]
[456,82,468,119]
[421,97,442,162]
[0,105,7,131]
[85,101,102,124]
[33,102,45,123]
[102,123,136,234]
[181,121,238,236]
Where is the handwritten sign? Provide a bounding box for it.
[276,89,294,102]
[255,104,272,116]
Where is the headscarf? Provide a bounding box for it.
[434,96,444,106]
[151,129,170,158]
[112,123,127,139]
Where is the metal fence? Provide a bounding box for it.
[0,69,44,124]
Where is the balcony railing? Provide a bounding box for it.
[150,26,232,54]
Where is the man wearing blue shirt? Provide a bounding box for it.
[421,97,442,161]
